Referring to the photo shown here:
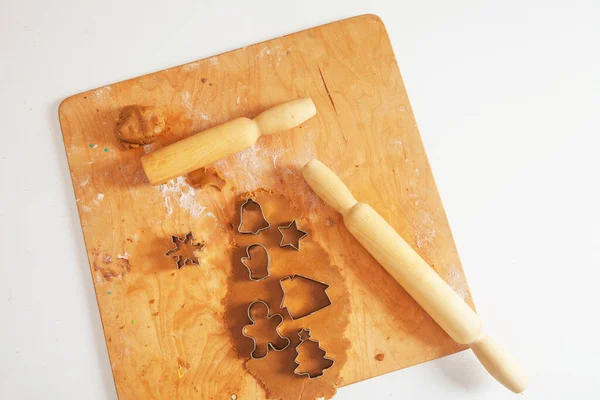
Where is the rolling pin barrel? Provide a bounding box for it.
[141,98,316,185]
[346,202,483,344]
[301,159,528,394]
[142,118,259,185]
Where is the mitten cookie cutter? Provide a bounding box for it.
[241,243,271,281]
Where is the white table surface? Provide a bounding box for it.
[1,0,599,399]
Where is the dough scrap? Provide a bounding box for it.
[116,105,166,148]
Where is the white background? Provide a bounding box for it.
[1,0,599,399]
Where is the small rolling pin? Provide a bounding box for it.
[142,98,316,185]
[302,159,528,394]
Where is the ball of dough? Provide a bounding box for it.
[116,105,166,148]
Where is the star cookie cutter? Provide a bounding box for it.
[277,220,308,250]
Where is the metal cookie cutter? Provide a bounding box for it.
[242,300,291,360]
[279,274,332,320]
[277,220,308,250]
[293,328,335,379]
[241,244,270,281]
[165,232,205,269]
[238,198,270,235]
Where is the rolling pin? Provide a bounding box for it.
[141,98,316,185]
[302,159,528,394]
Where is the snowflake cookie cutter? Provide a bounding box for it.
[165,232,205,269]
[242,300,291,360]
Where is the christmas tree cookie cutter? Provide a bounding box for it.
[238,198,270,235]
[293,328,335,379]
[242,300,291,360]
[279,274,332,320]
[277,220,308,250]
[241,243,271,281]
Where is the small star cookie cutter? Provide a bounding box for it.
[165,232,205,269]
[293,328,335,379]
[241,243,271,282]
[242,300,291,360]
[277,220,308,250]
[238,198,270,235]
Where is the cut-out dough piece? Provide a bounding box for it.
[186,167,226,191]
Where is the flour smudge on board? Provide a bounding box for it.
[413,209,436,249]
[213,144,285,191]
[158,176,206,217]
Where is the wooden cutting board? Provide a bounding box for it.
[59,14,475,399]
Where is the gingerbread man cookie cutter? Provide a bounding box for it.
[242,300,291,360]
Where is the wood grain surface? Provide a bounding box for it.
[59,14,475,399]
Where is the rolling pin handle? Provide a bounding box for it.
[471,335,529,394]
[301,159,358,214]
[254,98,316,136]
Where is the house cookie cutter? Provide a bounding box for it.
[279,274,332,320]
[241,244,270,281]
[293,328,335,379]
[277,220,308,250]
[238,198,270,235]
[242,300,291,360]
[165,232,205,269]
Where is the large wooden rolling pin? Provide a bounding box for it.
[142,98,316,185]
[302,159,528,394]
